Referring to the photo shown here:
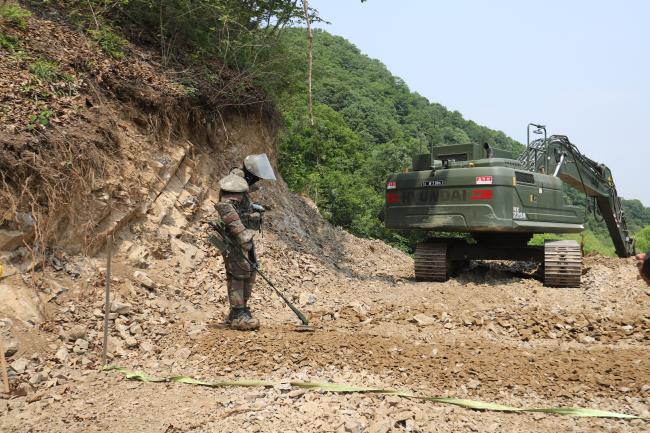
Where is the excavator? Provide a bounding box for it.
[384,124,635,287]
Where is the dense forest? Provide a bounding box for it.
[268,28,650,254]
[270,29,521,250]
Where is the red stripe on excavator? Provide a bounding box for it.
[386,193,401,203]
[470,189,492,200]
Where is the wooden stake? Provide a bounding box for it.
[102,234,112,366]
[0,339,9,394]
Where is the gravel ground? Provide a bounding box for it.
[2,222,649,432]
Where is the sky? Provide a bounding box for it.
[311,0,649,206]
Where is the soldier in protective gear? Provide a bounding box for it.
[215,154,276,330]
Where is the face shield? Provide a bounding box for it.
[243,154,277,180]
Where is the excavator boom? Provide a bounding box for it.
[519,135,635,257]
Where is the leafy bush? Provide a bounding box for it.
[28,59,73,85]
[27,109,53,130]
[0,4,31,30]
[0,31,19,51]
[49,0,310,69]
[88,26,127,59]
[274,29,522,251]
[636,225,650,253]
[560,188,650,255]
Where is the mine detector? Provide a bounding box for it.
[384,124,635,287]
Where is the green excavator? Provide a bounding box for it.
[384,124,635,287]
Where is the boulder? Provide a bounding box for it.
[0,319,18,356]
[14,382,33,396]
[55,347,69,364]
[170,238,205,270]
[3,339,18,357]
[298,293,317,306]
[133,271,155,289]
[66,325,87,341]
[0,228,31,251]
[0,283,44,324]
[75,338,89,351]
[10,358,29,374]
[124,336,138,348]
[411,314,436,326]
[111,301,133,315]
[127,245,151,269]
[175,347,191,360]
[29,372,47,386]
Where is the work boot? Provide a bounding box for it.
[228,307,260,331]
[224,308,236,325]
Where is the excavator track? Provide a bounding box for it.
[414,242,449,282]
[543,240,582,287]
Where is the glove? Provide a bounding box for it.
[237,229,256,246]
[248,212,261,225]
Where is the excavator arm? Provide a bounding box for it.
[520,134,635,257]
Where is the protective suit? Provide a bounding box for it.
[215,154,276,330]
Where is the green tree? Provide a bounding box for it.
[271,29,522,251]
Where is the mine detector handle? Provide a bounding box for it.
[522,135,635,257]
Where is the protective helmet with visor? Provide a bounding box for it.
[243,154,276,181]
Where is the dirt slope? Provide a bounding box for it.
[1,5,649,433]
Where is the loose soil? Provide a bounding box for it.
[2,228,649,432]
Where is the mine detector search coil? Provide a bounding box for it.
[206,221,312,329]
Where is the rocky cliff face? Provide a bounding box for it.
[0,1,411,358]
[0,7,275,257]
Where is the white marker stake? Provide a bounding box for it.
[102,234,112,366]
[0,339,9,394]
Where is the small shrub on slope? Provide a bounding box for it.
[0,4,31,29]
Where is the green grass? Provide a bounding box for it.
[30,59,60,81]
[530,225,650,256]
[0,31,19,51]
[27,109,52,130]
[529,230,616,257]
[29,59,71,82]
[172,80,197,96]
[88,27,127,59]
[635,226,650,252]
[0,4,31,30]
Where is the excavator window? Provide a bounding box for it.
[515,171,535,184]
